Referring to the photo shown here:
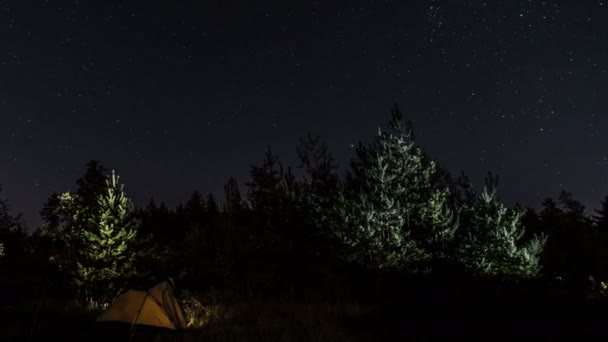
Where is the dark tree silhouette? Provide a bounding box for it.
[38,160,109,277]
[0,186,25,259]
[593,195,608,231]
[207,193,219,215]
[76,160,109,212]
[224,177,244,214]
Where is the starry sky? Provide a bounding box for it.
[1,0,608,229]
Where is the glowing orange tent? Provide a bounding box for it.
[96,281,186,330]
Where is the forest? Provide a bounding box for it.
[2,106,608,341]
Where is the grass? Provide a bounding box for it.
[6,279,608,342]
[159,299,372,342]
[0,294,103,342]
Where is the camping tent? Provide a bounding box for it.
[96,280,187,330]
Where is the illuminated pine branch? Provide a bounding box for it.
[75,170,141,303]
[322,105,458,272]
[457,173,547,279]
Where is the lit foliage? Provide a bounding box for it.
[326,106,458,271]
[41,161,110,274]
[0,243,4,258]
[600,281,608,296]
[180,291,222,328]
[76,170,140,302]
[322,107,546,280]
[457,174,547,279]
[42,192,88,272]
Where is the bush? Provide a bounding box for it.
[179,290,224,329]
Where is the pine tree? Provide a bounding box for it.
[296,133,340,229]
[39,161,110,275]
[457,173,547,279]
[76,170,140,303]
[0,185,23,233]
[520,207,543,241]
[40,191,85,273]
[296,133,342,263]
[185,191,206,221]
[224,177,244,214]
[322,105,458,272]
[76,160,109,212]
[247,147,301,233]
[538,196,567,279]
[247,147,284,222]
[594,195,608,279]
[0,186,23,259]
[207,193,219,215]
[540,197,562,221]
[557,191,596,288]
[593,195,608,231]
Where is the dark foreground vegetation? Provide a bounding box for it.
[2,105,608,341]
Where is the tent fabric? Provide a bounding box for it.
[96,281,187,330]
[147,281,186,329]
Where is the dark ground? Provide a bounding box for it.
[4,281,608,342]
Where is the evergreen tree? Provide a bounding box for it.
[593,195,608,280]
[540,198,563,222]
[296,133,342,266]
[75,170,140,303]
[146,198,158,211]
[520,207,544,241]
[137,200,178,282]
[222,177,244,261]
[224,177,244,214]
[593,195,608,231]
[538,197,567,279]
[0,186,23,233]
[245,146,308,290]
[247,147,301,235]
[247,147,285,223]
[456,173,547,279]
[76,160,109,212]
[296,133,340,231]
[39,160,109,275]
[0,187,23,258]
[322,105,457,272]
[207,193,219,215]
[558,191,596,288]
[41,191,84,273]
[297,133,340,195]
[185,190,206,224]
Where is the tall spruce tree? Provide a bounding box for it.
[76,170,140,303]
[322,105,457,272]
[456,174,546,279]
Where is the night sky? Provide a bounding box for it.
[2,1,608,229]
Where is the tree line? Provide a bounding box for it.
[0,105,607,304]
